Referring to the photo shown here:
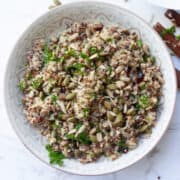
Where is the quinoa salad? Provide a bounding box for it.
[19,22,164,165]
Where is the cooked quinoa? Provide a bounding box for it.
[19,22,164,165]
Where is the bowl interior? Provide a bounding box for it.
[5,1,176,175]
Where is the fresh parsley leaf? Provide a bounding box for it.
[118,140,128,148]
[176,34,180,40]
[57,112,63,120]
[66,63,85,75]
[150,56,156,64]
[83,107,90,117]
[161,25,176,37]
[59,56,65,63]
[138,95,149,108]
[108,66,113,75]
[51,95,57,103]
[75,123,82,130]
[143,54,148,63]
[26,71,32,80]
[19,80,26,91]
[105,37,114,43]
[66,131,91,145]
[136,40,143,48]
[89,46,98,54]
[134,103,141,111]
[76,132,91,144]
[32,77,43,89]
[65,49,78,58]
[66,133,76,140]
[140,84,147,90]
[80,52,89,59]
[118,140,128,153]
[45,144,65,166]
[43,44,55,65]
[52,120,60,129]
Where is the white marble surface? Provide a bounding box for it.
[0,0,180,179]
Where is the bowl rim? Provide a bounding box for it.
[4,0,177,176]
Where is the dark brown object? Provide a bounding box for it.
[153,22,180,57]
[176,69,180,89]
[165,9,180,26]
[93,23,103,31]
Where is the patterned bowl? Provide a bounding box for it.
[4,1,177,176]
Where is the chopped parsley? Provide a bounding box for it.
[105,37,114,43]
[53,120,60,129]
[57,112,63,120]
[140,84,147,90]
[51,95,57,103]
[45,144,65,166]
[108,66,113,75]
[75,123,83,130]
[83,107,90,117]
[66,133,76,140]
[66,63,85,75]
[118,140,129,153]
[32,77,43,89]
[19,80,26,91]
[65,49,78,58]
[143,54,148,63]
[43,44,56,65]
[150,56,156,64]
[161,25,176,37]
[136,40,143,48]
[76,132,91,144]
[138,95,149,108]
[80,52,89,60]
[89,46,98,54]
[59,56,65,63]
[176,34,180,40]
[66,131,91,145]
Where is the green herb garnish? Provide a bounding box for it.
[118,140,128,148]
[108,66,113,75]
[32,77,43,89]
[89,46,98,54]
[161,25,176,37]
[43,44,57,65]
[138,95,149,108]
[176,34,180,40]
[118,140,128,153]
[19,80,26,91]
[51,95,57,103]
[150,56,156,64]
[135,103,141,111]
[59,56,65,63]
[136,40,143,48]
[66,131,91,145]
[75,123,83,130]
[106,37,114,43]
[66,63,85,75]
[66,133,76,140]
[76,132,91,144]
[83,107,90,117]
[143,54,148,63]
[65,49,78,58]
[53,120,60,129]
[140,84,147,90]
[80,52,89,59]
[45,144,65,166]
[57,112,63,120]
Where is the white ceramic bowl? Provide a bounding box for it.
[4,1,177,176]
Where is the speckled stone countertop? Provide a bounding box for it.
[0,0,180,179]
